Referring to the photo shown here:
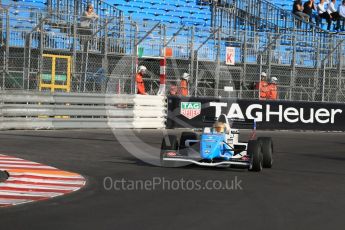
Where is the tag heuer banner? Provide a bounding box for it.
[180,102,201,119]
[167,96,345,131]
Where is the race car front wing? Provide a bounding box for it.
[162,154,250,167]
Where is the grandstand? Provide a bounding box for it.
[0,0,337,57]
[0,0,338,60]
[0,0,344,102]
[114,0,212,27]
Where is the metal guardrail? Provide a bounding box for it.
[0,91,166,130]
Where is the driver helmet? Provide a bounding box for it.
[213,121,225,133]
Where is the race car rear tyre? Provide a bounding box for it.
[247,140,263,172]
[179,132,198,150]
[258,137,273,168]
[160,135,179,167]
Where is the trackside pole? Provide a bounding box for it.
[157,24,167,96]
[157,57,166,95]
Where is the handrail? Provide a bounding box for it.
[217,0,326,34]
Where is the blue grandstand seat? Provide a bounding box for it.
[114,0,212,27]
[1,0,327,64]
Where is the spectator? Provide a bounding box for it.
[303,0,317,23]
[79,4,99,48]
[293,0,310,27]
[268,77,278,100]
[328,0,340,29]
[201,0,212,4]
[80,4,99,34]
[179,73,190,96]
[255,72,269,100]
[213,0,223,7]
[136,66,147,95]
[338,0,345,30]
[317,0,332,30]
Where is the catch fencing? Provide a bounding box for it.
[1,5,345,103]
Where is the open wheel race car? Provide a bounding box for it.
[160,114,273,172]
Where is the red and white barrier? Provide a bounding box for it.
[157,58,166,95]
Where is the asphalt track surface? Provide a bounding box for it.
[0,129,344,230]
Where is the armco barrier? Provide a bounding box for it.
[167,96,345,131]
[0,91,166,130]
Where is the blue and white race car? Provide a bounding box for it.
[160,114,273,172]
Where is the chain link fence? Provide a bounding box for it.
[1,7,345,103]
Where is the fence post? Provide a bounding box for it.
[258,53,263,82]
[267,33,272,77]
[72,13,77,91]
[215,29,221,97]
[82,40,89,92]
[321,60,326,102]
[158,24,167,96]
[101,18,109,93]
[23,32,31,90]
[241,30,247,99]
[132,22,138,95]
[194,50,199,97]
[161,24,166,57]
[313,34,321,101]
[336,41,342,102]
[4,8,10,90]
[290,32,297,101]
[242,30,247,63]
[37,21,44,91]
[25,32,33,90]
[190,26,195,96]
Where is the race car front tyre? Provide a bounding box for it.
[160,135,179,167]
[247,140,263,172]
[257,137,273,168]
[161,135,178,151]
[179,132,198,149]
